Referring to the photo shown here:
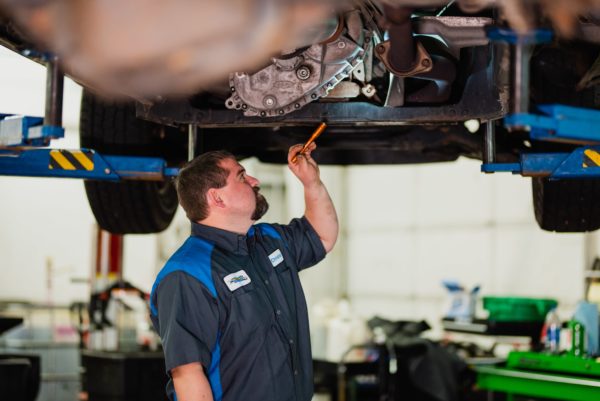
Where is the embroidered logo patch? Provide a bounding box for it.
[223,270,251,291]
[268,249,284,267]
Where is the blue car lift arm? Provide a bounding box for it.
[0,114,179,181]
[482,147,600,179]
[0,148,179,181]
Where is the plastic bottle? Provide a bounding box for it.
[543,308,561,354]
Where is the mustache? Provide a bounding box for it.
[253,186,266,200]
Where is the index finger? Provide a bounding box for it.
[288,144,304,164]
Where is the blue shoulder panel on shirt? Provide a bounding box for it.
[150,236,216,316]
[249,223,282,240]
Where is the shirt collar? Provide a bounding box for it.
[191,222,249,255]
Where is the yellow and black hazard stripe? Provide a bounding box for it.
[49,150,94,171]
[583,149,600,168]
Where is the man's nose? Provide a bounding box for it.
[247,175,260,186]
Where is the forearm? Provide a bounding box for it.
[172,362,214,401]
[304,180,338,253]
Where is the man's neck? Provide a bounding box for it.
[197,214,253,235]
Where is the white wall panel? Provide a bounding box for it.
[346,165,417,230]
[0,173,95,304]
[490,226,584,305]
[414,226,494,297]
[414,158,493,226]
[491,173,535,223]
[346,231,417,297]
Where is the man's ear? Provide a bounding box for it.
[207,188,225,208]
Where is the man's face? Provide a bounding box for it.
[219,158,269,221]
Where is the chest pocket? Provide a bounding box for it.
[226,280,274,337]
[267,244,296,273]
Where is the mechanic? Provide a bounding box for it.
[150,142,338,401]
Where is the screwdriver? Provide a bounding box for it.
[291,122,327,163]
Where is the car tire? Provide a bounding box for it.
[80,90,178,234]
[532,177,600,232]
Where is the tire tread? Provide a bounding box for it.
[80,91,178,234]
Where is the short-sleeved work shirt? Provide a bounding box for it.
[150,217,326,401]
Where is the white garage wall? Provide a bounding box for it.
[0,47,590,335]
[334,161,586,331]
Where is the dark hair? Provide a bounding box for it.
[175,150,235,221]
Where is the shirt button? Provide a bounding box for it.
[289,339,294,344]
[264,279,269,285]
[276,309,281,316]
[294,370,298,375]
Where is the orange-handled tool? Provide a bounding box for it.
[291,122,327,163]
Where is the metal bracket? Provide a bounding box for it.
[0,148,178,181]
[375,40,432,77]
[0,114,64,146]
[482,146,600,179]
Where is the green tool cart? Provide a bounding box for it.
[475,352,600,401]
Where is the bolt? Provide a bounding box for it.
[422,59,431,68]
[296,66,311,80]
[294,103,300,109]
[311,93,317,99]
[260,111,266,117]
[242,104,248,110]
[376,44,385,55]
[104,168,111,175]
[278,109,284,115]
[230,87,236,92]
[263,96,277,108]
[338,41,346,49]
